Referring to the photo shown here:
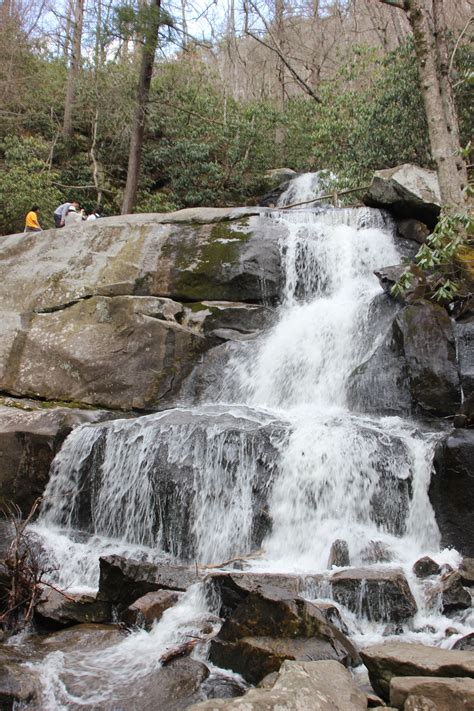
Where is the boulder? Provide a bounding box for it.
[459,558,474,587]
[452,633,474,651]
[328,539,350,568]
[208,572,307,618]
[0,658,38,709]
[430,430,474,556]
[330,568,417,623]
[375,265,427,305]
[364,164,441,225]
[0,402,115,514]
[35,589,111,628]
[433,572,471,614]
[360,642,474,701]
[190,660,367,710]
[209,586,359,684]
[413,557,441,578]
[396,218,430,245]
[97,555,198,608]
[390,676,474,710]
[121,589,182,629]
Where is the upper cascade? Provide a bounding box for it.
[277,171,332,208]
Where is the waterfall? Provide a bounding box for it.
[34,202,444,580]
[27,181,470,708]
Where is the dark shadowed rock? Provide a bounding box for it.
[97,555,198,608]
[0,403,116,514]
[364,164,441,225]
[35,589,111,629]
[121,589,182,629]
[455,315,474,422]
[452,633,474,651]
[330,568,417,622]
[390,676,474,711]
[349,299,461,417]
[430,430,474,556]
[395,301,461,415]
[360,641,474,701]
[459,558,474,587]
[396,218,430,244]
[208,586,359,684]
[413,557,441,578]
[190,660,367,710]
[328,539,350,568]
[434,572,471,614]
[201,675,245,700]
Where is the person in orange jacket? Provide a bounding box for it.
[24,206,42,232]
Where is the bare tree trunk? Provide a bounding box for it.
[379,0,465,207]
[432,0,468,191]
[180,0,188,49]
[121,0,162,215]
[62,0,84,139]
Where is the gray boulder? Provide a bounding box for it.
[97,555,198,608]
[360,641,474,701]
[413,557,441,578]
[364,164,441,225]
[330,568,417,623]
[35,589,111,629]
[430,430,474,556]
[121,589,182,629]
[390,676,474,711]
[191,660,367,710]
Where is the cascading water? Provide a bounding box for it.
[24,177,472,707]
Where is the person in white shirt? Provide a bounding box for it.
[54,200,79,227]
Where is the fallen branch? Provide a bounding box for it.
[201,548,265,570]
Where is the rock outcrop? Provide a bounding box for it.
[0,209,284,413]
[430,429,474,556]
[0,402,115,513]
[390,676,474,710]
[348,299,461,417]
[364,164,441,225]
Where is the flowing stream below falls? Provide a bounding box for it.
[15,176,472,708]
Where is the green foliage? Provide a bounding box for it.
[0,137,63,234]
[310,43,431,187]
[391,210,473,303]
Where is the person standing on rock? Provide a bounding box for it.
[64,204,84,226]
[24,206,42,232]
[53,200,79,227]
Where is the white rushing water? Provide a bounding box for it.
[24,176,472,708]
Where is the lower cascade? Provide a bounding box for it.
[15,202,473,707]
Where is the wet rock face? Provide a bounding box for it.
[43,407,286,562]
[330,568,417,623]
[413,557,441,578]
[207,584,359,685]
[327,539,350,568]
[430,430,474,556]
[360,641,474,702]
[121,590,182,629]
[454,315,474,421]
[452,633,474,651]
[0,403,116,514]
[348,299,461,417]
[435,572,472,614]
